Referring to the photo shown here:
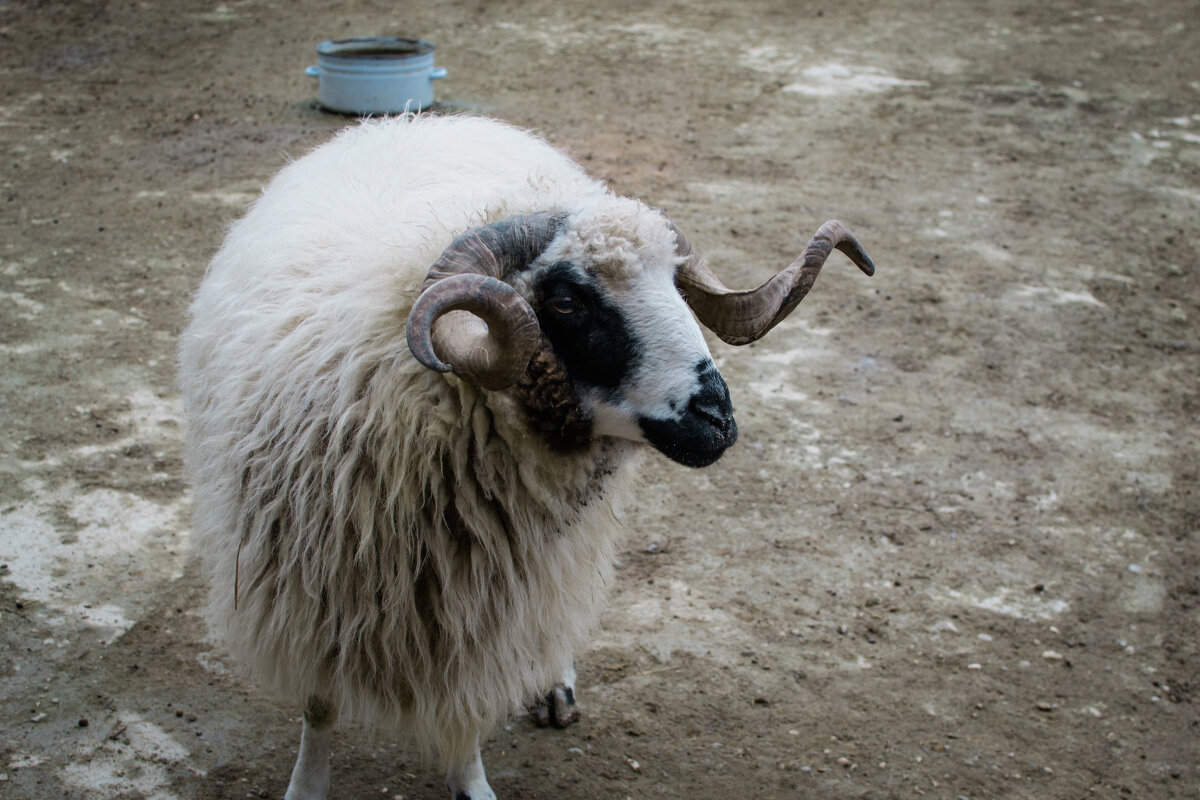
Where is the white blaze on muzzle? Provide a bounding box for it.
[583,270,738,468]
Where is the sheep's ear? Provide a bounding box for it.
[669,218,875,346]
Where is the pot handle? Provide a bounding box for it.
[305,65,320,78]
[431,67,448,80]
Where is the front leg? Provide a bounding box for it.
[531,661,580,729]
[284,695,337,800]
[445,736,496,800]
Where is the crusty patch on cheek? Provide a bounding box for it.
[514,339,593,452]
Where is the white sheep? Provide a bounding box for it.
[178,114,874,800]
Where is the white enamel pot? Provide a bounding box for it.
[306,37,447,115]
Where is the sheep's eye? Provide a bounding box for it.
[549,295,579,315]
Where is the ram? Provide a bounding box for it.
[179,115,874,800]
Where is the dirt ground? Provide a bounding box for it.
[2,0,1198,798]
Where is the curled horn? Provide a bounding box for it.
[406,212,565,389]
[670,219,876,346]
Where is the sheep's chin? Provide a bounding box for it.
[585,395,645,443]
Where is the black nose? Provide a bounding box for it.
[691,362,735,434]
[638,360,738,468]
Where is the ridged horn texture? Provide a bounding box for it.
[671,219,876,346]
[406,212,565,390]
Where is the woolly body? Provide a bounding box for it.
[178,116,673,763]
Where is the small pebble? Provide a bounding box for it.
[78,718,89,727]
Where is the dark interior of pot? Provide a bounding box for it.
[319,37,433,60]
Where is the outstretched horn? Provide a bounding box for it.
[671,219,876,346]
[406,212,565,389]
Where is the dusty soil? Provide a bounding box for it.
[2,0,1198,798]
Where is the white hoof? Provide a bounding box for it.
[446,740,496,800]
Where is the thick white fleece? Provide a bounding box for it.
[179,115,654,763]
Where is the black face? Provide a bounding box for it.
[533,263,641,391]
[637,360,738,468]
